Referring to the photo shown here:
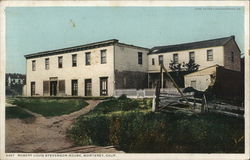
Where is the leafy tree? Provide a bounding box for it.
[169,61,183,72]
[182,59,200,73]
[168,60,200,87]
[169,59,200,73]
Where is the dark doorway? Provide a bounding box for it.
[85,79,92,96]
[72,80,78,96]
[31,82,35,96]
[50,81,57,96]
[100,77,108,96]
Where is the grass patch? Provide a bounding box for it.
[67,97,244,153]
[11,98,88,117]
[6,107,34,119]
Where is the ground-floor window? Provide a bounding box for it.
[85,79,92,96]
[100,77,108,96]
[72,79,78,96]
[191,80,196,89]
[31,82,35,96]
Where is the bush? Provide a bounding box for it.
[67,97,244,153]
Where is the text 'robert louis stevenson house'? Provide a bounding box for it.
[23,35,242,97]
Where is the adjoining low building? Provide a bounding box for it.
[24,39,149,97]
[184,65,244,100]
[184,65,218,91]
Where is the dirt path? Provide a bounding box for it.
[5,100,121,153]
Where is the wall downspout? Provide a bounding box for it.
[113,43,116,96]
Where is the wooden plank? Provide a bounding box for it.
[208,109,244,118]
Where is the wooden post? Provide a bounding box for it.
[161,67,164,89]
[154,81,160,111]
[160,64,190,105]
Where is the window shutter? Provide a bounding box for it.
[59,80,65,93]
[43,81,49,94]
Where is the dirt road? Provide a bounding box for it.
[5,100,122,153]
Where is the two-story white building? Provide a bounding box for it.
[24,36,241,96]
[147,36,241,89]
[24,39,149,97]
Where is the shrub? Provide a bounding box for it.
[67,98,244,153]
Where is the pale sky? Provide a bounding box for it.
[6,6,245,74]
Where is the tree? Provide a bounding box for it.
[182,59,200,73]
[169,60,200,87]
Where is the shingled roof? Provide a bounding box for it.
[149,36,236,54]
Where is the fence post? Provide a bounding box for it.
[152,97,156,112]
[201,94,207,113]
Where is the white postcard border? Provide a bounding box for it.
[0,1,249,160]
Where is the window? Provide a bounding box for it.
[173,53,178,63]
[85,52,91,65]
[158,55,163,65]
[72,54,77,67]
[138,52,143,64]
[45,58,49,70]
[58,56,63,68]
[85,79,92,96]
[71,80,78,96]
[207,49,213,61]
[32,60,36,71]
[189,52,195,62]
[101,50,107,64]
[231,52,234,62]
[191,80,196,89]
[59,80,65,94]
[100,77,108,96]
[152,58,155,65]
[43,81,49,95]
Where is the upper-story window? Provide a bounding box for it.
[207,49,213,61]
[173,53,178,63]
[72,54,77,67]
[158,55,163,65]
[231,52,234,62]
[32,60,36,71]
[189,52,195,62]
[152,58,155,65]
[58,56,63,68]
[138,52,143,65]
[101,50,107,64]
[45,58,49,70]
[85,52,91,65]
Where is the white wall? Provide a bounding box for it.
[26,45,115,96]
[184,75,211,91]
[148,46,224,73]
[114,44,148,72]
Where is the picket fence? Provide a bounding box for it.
[114,88,183,98]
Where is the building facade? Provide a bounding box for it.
[24,39,149,96]
[147,36,241,89]
[24,35,242,96]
